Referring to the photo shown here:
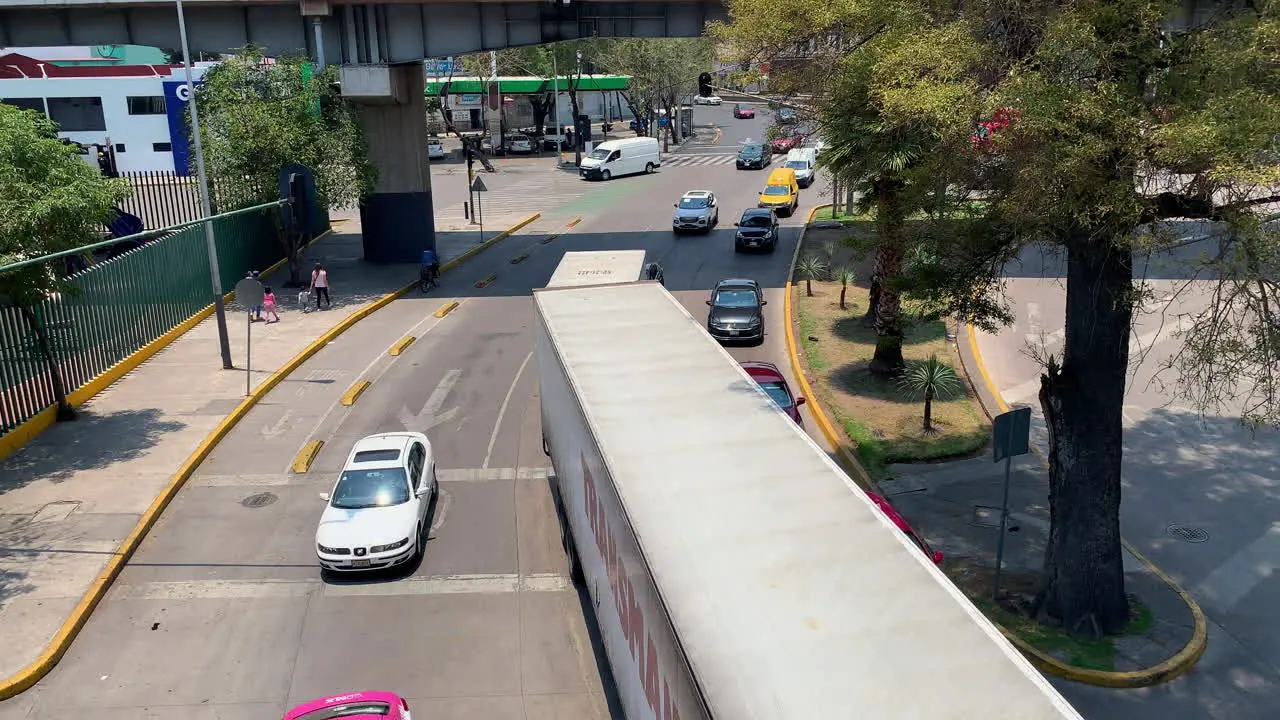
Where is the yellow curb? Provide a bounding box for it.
[0,211,533,701]
[566,217,583,228]
[434,300,460,318]
[712,127,723,145]
[0,228,335,463]
[961,324,1208,687]
[388,336,416,357]
[339,380,370,407]
[475,273,497,289]
[291,439,325,472]
[439,212,540,274]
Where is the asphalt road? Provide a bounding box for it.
[0,103,833,720]
[976,239,1280,718]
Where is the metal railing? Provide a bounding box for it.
[117,171,273,229]
[0,201,290,434]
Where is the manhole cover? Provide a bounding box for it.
[1166,523,1209,543]
[241,492,278,509]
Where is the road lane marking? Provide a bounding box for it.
[1193,522,1280,613]
[113,573,574,600]
[482,351,534,469]
[397,369,462,432]
[437,467,551,482]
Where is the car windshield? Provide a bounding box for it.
[679,197,709,209]
[757,381,794,409]
[330,468,410,509]
[740,213,771,228]
[740,145,763,157]
[297,702,392,720]
[763,184,791,196]
[587,148,610,160]
[714,288,759,308]
[785,160,808,170]
[780,109,795,118]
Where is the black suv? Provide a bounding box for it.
[736,142,771,170]
[705,279,766,344]
[734,208,779,253]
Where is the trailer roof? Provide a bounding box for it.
[533,282,1080,720]
[546,250,646,288]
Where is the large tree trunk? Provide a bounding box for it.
[19,305,76,422]
[868,177,907,376]
[1036,229,1131,636]
[531,92,552,137]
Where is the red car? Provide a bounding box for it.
[741,361,805,425]
[771,133,804,154]
[284,691,412,720]
[867,493,944,565]
[733,103,755,119]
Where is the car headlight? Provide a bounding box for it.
[763,230,774,238]
[317,543,346,555]
[746,317,762,327]
[370,538,411,553]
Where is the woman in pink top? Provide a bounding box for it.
[310,262,331,310]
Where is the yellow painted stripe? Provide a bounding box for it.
[339,380,370,407]
[434,300,460,318]
[438,212,540,274]
[474,273,497,288]
[566,217,583,228]
[291,440,325,473]
[388,335,416,356]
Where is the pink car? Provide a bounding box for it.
[284,691,412,720]
[868,492,944,565]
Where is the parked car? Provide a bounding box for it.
[734,207,780,253]
[705,278,766,344]
[672,190,720,234]
[732,103,756,119]
[771,132,805,154]
[427,137,444,160]
[867,493,944,565]
[777,107,797,124]
[315,433,437,573]
[284,691,413,720]
[505,133,535,154]
[740,361,804,425]
[694,94,723,105]
[736,141,772,170]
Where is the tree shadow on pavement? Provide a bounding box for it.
[0,407,185,490]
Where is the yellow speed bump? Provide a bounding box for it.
[340,380,370,406]
[389,335,416,356]
[475,273,497,289]
[434,300,460,318]
[291,440,324,473]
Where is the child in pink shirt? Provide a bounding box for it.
[262,286,280,323]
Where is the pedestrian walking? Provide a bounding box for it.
[262,285,280,323]
[247,270,263,321]
[310,262,331,310]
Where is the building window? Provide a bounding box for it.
[153,142,172,152]
[1,97,46,116]
[115,144,126,153]
[127,95,167,115]
[46,97,106,132]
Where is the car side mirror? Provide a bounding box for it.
[705,299,712,305]
[673,203,679,208]
[796,396,806,407]
[932,551,944,564]
[761,300,768,306]
[319,492,330,502]
[416,486,430,498]
[733,222,740,227]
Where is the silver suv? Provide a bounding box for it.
[672,190,720,234]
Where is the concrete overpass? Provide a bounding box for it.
[0,0,724,61]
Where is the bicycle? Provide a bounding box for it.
[419,264,439,293]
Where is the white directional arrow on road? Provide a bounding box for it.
[397,369,462,432]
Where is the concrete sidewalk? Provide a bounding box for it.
[0,214,533,690]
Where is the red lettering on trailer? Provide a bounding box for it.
[581,454,681,720]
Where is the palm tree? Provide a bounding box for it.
[897,354,962,433]
[794,256,828,297]
[834,266,856,310]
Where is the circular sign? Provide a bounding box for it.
[234,278,265,308]
[175,84,191,102]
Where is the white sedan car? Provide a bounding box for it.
[315,432,437,572]
[695,95,723,106]
[427,138,445,159]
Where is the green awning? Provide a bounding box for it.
[424,75,630,95]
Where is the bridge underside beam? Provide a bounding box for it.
[0,2,726,60]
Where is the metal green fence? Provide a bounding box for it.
[0,202,299,435]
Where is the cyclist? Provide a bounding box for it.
[420,248,440,290]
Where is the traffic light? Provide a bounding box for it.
[698,72,712,97]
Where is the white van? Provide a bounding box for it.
[580,137,661,181]
[784,148,817,188]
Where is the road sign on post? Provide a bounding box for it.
[233,277,264,398]
[991,406,1033,601]
[470,175,487,243]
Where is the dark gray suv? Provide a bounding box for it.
[734,208,779,253]
[705,278,766,344]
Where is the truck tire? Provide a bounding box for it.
[563,526,585,586]
[542,433,551,457]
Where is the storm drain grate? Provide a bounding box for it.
[241,492,278,509]
[1165,523,1209,543]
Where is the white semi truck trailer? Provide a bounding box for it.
[533,280,1082,720]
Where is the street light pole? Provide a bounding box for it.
[175,0,234,369]
[573,50,583,167]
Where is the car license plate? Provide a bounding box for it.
[351,559,371,568]
[728,329,739,336]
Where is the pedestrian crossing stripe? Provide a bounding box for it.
[660,154,743,167]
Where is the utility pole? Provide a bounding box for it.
[176,0,233,370]
[551,51,563,167]
[573,50,583,167]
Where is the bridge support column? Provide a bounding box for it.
[341,62,434,263]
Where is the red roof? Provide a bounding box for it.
[0,53,178,80]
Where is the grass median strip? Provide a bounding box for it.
[388,335,416,356]
[291,440,324,474]
[339,381,370,407]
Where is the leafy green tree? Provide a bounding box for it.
[194,48,375,286]
[897,354,962,433]
[599,38,714,148]
[0,104,130,420]
[460,48,559,136]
